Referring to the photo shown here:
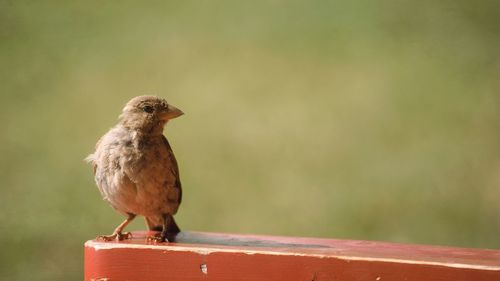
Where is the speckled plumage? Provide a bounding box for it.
[86,96,184,242]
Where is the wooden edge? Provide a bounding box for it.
[84,231,500,281]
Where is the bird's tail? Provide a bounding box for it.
[146,214,181,234]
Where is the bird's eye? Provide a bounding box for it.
[143,105,154,113]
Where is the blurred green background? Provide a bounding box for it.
[1,0,500,280]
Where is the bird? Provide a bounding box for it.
[86,95,184,242]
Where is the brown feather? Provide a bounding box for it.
[86,96,184,241]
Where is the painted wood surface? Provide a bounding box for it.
[85,231,500,281]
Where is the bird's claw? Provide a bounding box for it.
[146,233,169,243]
[120,231,133,240]
[96,231,133,242]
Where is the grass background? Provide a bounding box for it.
[1,1,499,280]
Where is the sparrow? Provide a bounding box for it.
[86,95,184,242]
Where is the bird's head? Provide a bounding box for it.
[119,95,184,134]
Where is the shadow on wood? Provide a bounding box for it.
[85,231,500,281]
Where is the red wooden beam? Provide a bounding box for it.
[85,231,500,281]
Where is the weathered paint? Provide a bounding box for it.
[85,231,500,281]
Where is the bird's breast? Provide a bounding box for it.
[95,131,179,216]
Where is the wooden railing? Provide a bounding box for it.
[85,231,500,281]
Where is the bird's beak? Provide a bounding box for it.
[160,104,184,121]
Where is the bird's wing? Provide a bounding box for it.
[162,135,182,204]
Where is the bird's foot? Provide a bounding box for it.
[96,231,133,242]
[146,232,169,243]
